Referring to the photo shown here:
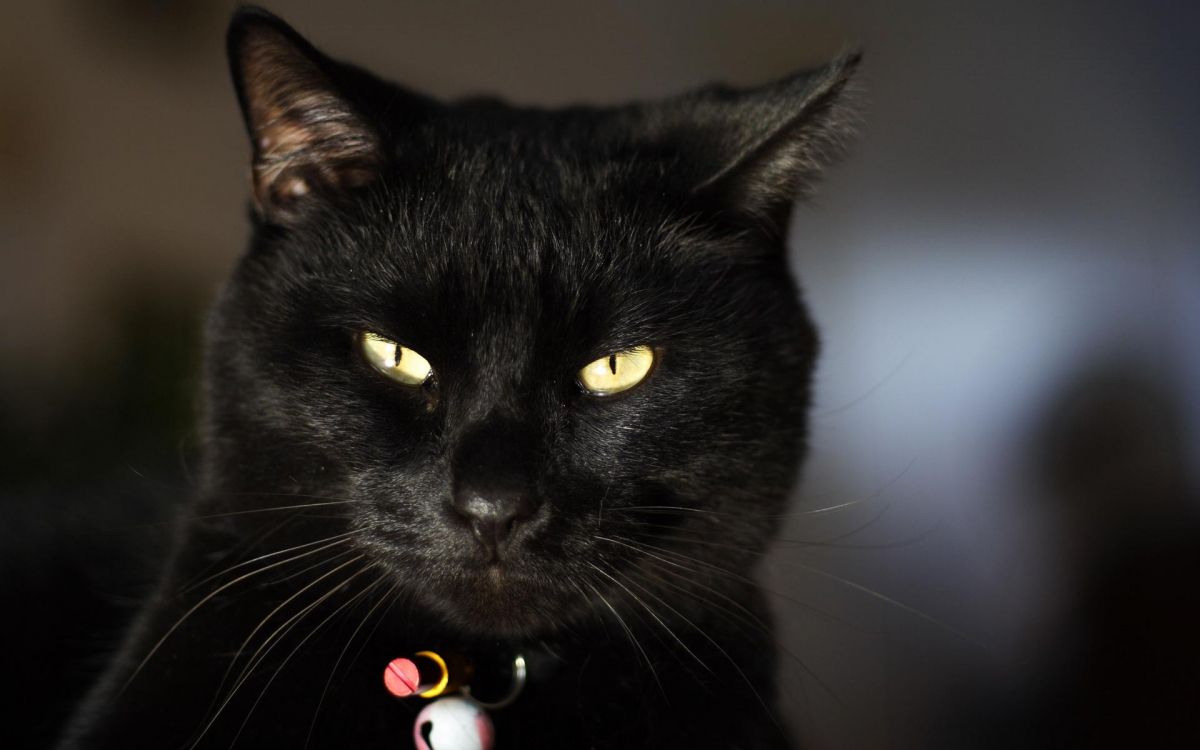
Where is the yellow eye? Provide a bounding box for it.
[360,332,433,386]
[578,346,655,397]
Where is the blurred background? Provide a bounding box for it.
[1,0,1197,747]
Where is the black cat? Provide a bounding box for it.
[61,7,858,748]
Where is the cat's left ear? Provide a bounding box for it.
[684,51,861,239]
[227,7,384,221]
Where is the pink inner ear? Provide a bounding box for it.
[282,178,309,197]
[238,28,380,216]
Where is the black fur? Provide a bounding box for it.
[61,7,858,748]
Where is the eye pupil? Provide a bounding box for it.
[608,354,617,374]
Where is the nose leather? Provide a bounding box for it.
[452,489,537,556]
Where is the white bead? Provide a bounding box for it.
[412,696,494,750]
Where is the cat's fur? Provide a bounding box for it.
[61,7,858,748]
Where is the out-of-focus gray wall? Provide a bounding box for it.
[1,1,1196,748]
[773,2,1199,746]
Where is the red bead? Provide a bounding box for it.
[383,657,421,697]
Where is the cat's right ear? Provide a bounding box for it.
[227,7,383,222]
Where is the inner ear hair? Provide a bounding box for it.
[229,10,382,219]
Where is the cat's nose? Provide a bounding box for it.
[451,489,538,557]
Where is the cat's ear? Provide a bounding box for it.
[684,52,861,239]
[227,7,383,221]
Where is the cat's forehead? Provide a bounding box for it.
[377,141,689,291]
[374,186,671,318]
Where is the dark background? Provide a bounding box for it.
[2,1,1197,747]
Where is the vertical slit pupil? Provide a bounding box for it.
[608,354,618,375]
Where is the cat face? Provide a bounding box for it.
[206,9,857,638]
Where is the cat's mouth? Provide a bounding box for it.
[360,493,598,636]
[409,561,583,637]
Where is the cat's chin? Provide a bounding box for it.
[411,564,584,638]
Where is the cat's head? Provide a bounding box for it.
[205,7,858,638]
